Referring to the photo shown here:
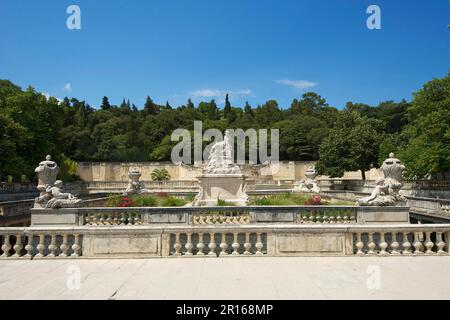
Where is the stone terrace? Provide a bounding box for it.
[1,256,450,300]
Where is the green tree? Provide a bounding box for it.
[316,112,384,179]
[397,73,450,178]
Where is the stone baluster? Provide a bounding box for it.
[424,232,435,255]
[314,210,321,224]
[343,215,349,224]
[1,234,11,258]
[36,234,46,257]
[231,232,240,255]
[13,234,23,258]
[71,234,81,257]
[436,232,446,255]
[413,232,424,255]
[99,213,105,225]
[92,214,98,225]
[205,212,211,224]
[355,233,364,256]
[208,232,216,256]
[120,213,126,225]
[367,232,376,255]
[322,212,328,224]
[173,233,182,256]
[185,233,193,256]
[113,213,119,225]
[193,213,199,225]
[350,215,356,224]
[301,214,307,224]
[308,214,315,224]
[135,213,141,225]
[60,234,69,257]
[243,232,252,255]
[48,234,57,257]
[196,233,205,256]
[336,215,342,224]
[255,233,263,256]
[329,215,335,224]
[24,234,34,258]
[402,232,412,255]
[106,212,112,225]
[219,233,228,256]
[390,232,400,255]
[378,233,388,256]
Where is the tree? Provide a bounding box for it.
[224,93,232,119]
[315,112,384,179]
[101,96,111,110]
[396,73,450,179]
[143,96,160,116]
[291,92,328,115]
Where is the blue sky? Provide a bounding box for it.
[1,0,449,109]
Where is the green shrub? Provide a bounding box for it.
[160,196,187,207]
[151,168,171,181]
[132,195,158,207]
[217,198,236,206]
[185,192,196,202]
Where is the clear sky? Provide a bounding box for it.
[1,0,449,109]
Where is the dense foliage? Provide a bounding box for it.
[0,72,448,181]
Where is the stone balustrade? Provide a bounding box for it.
[350,225,450,256]
[31,205,401,227]
[1,224,449,259]
[169,230,266,257]
[0,228,81,258]
[192,210,251,225]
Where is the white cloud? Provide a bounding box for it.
[190,88,253,99]
[276,79,318,90]
[63,83,72,93]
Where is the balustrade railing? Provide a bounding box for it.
[297,208,357,224]
[1,224,449,259]
[350,226,450,256]
[169,230,266,257]
[83,211,144,226]
[0,228,81,258]
[192,210,251,225]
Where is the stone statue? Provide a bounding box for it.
[44,180,82,209]
[357,153,407,206]
[204,131,241,174]
[123,169,148,195]
[34,155,82,209]
[293,166,321,193]
[195,131,248,206]
[34,155,59,204]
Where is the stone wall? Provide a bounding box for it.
[76,161,381,182]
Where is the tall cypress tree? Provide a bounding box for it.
[101,96,111,110]
[224,93,231,119]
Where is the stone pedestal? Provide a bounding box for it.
[195,174,248,206]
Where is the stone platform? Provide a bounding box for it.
[0,257,449,300]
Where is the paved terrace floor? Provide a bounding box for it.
[0,257,449,300]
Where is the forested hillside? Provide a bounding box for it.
[0,72,448,181]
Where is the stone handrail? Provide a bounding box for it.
[1,224,449,258]
[40,205,367,226]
